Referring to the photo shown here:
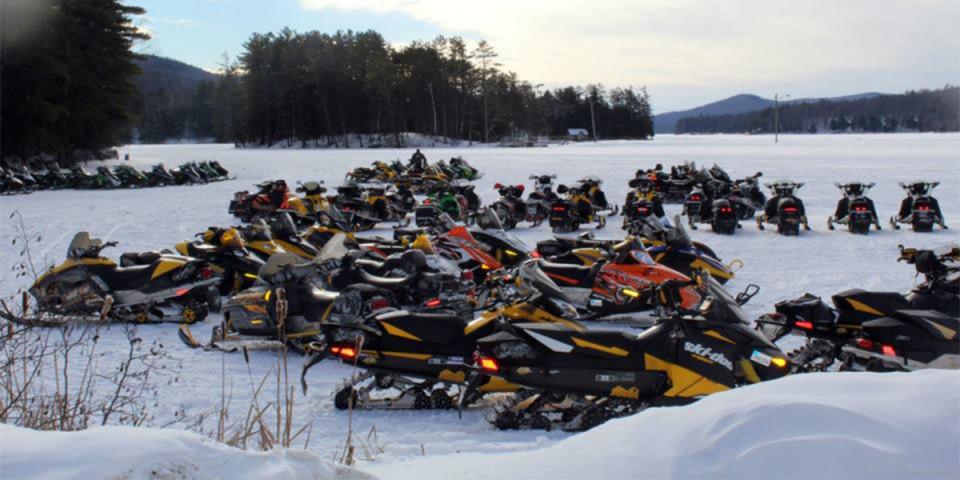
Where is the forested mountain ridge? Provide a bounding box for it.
[133,55,218,143]
[653,92,884,134]
[672,87,958,134]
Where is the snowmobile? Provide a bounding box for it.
[469,209,534,269]
[756,245,959,371]
[330,185,383,231]
[174,227,266,294]
[533,236,702,319]
[179,253,341,353]
[94,166,122,189]
[449,156,481,181]
[229,180,285,222]
[525,174,558,226]
[267,211,323,260]
[577,176,618,216]
[170,163,204,185]
[462,272,787,431]
[490,183,527,230]
[237,219,291,262]
[287,181,329,224]
[625,216,737,284]
[32,163,72,190]
[890,181,948,232]
[622,178,666,230]
[657,162,697,203]
[729,172,765,220]
[6,162,39,190]
[144,163,176,187]
[827,182,881,234]
[113,164,148,188]
[203,160,230,179]
[182,161,214,183]
[2,232,221,326]
[313,260,585,411]
[69,166,101,189]
[549,183,607,232]
[757,181,810,235]
[195,161,226,181]
[0,166,29,194]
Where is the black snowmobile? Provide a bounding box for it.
[145,163,176,186]
[461,273,789,431]
[312,260,584,411]
[469,209,534,269]
[729,172,765,220]
[95,166,123,189]
[890,181,948,232]
[114,164,148,188]
[757,181,810,235]
[178,252,345,353]
[2,233,221,326]
[756,245,959,371]
[827,182,881,234]
[490,183,527,230]
[549,183,607,232]
[622,177,665,229]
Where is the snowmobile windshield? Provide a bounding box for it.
[317,233,350,263]
[274,212,298,237]
[425,254,461,277]
[475,208,505,231]
[521,260,570,301]
[671,215,694,247]
[709,164,731,182]
[66,232,101,259]
[247,219,273,241]
[258,252,304,283]
[301,181,322,194]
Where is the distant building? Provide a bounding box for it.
[566,128,589,141]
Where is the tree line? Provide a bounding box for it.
[1,0,146,161]
[144,29,654,146]
[673,87,960,134]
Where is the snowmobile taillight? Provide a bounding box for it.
[881,344,897,357]
[783,207,799,213]
[338,346,358,360]
[917,205,930,211]
[530,250,542,258]
[200,266,214,280]
[477,356,500,373]
[856,338,874,350]
[795,320,814,330]
[370,298,391,310]
[461,270,474,282]
[423,198,432,205]
[553,206,566,212]
[691,195,702,201]
[175,288,190,297]
[720,207,732,213]
[425,298,442,308]
[854,206,867,212]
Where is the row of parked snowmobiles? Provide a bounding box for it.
[0,160,231,194]
[624,162,948,236]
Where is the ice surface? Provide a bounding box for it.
[0,133,957,475]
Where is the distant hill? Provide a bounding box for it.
[673,87,958,134]
[654,92,884,134]
[133,55,218,143]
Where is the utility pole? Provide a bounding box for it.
[774,93,780,143]
[589,97,598,141]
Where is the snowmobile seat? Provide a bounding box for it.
[537,259,600,287]
[306,287,339,304]
[101,264,158,291]
[357,269,412,289]
[186,241,220,256]
[120,251,161,267]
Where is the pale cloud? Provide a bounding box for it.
[299,0,960,110]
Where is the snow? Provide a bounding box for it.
[0,423,368,479]
[0,133,958,477]
[369,370,960,479]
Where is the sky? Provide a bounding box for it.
[131,0,960,113]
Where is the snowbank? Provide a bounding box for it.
[370,370,960,479]
[0,424,369,480]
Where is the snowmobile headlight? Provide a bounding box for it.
[264,290,271,301]
[504,249,518,257]
[771,357,788,368]
[620,287,641,299]
[243,273,258,279]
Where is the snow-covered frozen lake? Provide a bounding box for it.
[1,133,957,467]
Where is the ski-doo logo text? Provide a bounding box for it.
[684,342,733,370]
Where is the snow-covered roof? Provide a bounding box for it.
[567,128,588,136]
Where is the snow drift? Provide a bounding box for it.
[0,424,369,480]
[371,370,960,479]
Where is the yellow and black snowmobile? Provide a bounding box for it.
[312,260,586,410]
[287,180,329,224]
[267,211,322,260]
[5,232,221,326]
[238,219,289,261]
[463,272,790,431]
[174,227,265,294]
